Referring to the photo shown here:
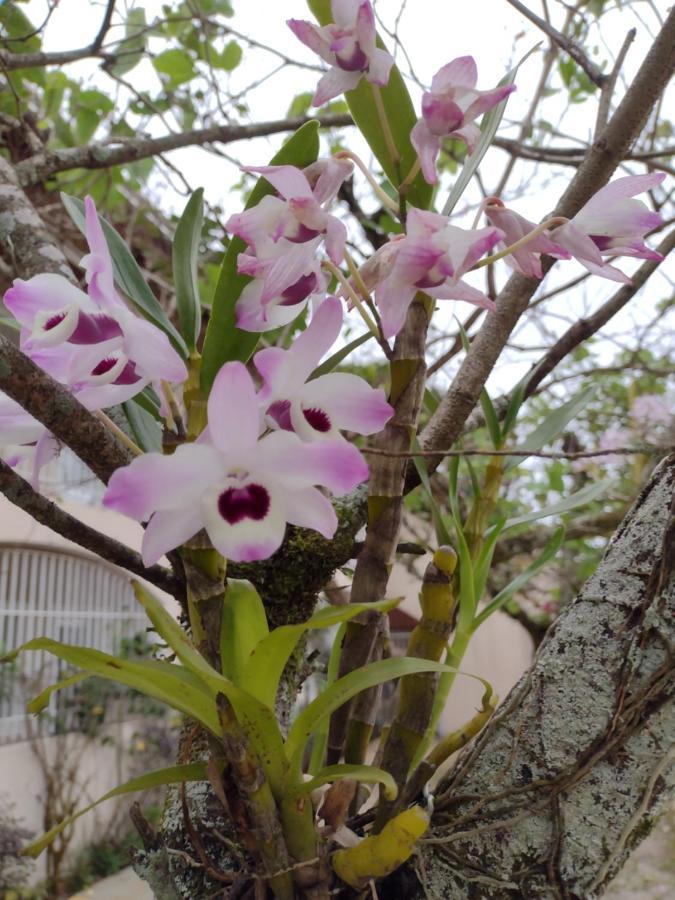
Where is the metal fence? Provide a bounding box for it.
[0,544,149,745]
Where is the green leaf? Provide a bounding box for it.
[285,657,474,773]
[173,188,204,349]
[499,479,611,531]
[442,45,538,216]
[23,763,208,858]
[110,8,147,77]
[216,40,243,71]
[480,389,502,449]
[132,583,286,791]
[308,621,345,775]
[153,49,196,86]
[501,377,528,440]
[505,384,597,471]
[27,672,89,715]
[287,763,398,801]
[473,516,506,604]
[220,579,269,685]
[309,332,373,379]
[411,437,452,548]
[241,598,399,709]
[307,1,431,210]
[200,121,320,393]
[12,638,221,734]
[474,526,565,627]
[60,194,187,357]
[122,399,163,452]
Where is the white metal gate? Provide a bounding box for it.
[0,544,148,744]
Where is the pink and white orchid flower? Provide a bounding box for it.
[4,197,187,407]
[0,393,60,488]
[411,57,516,184]
[254,296,393,441]
[227,162,351,332]
[550,173,665,283]
[374,209,502,338]
[104,361,370,564]
[287,0,394,106]
[484,198,571,278]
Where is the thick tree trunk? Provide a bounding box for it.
[399,455,674,899]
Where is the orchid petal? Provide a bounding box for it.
[82,196,123,312]
[207,361,260,455]
[286,18,333,63]
[4,274,92,327]
[201,478,286,563]
[244,165,313,200]
[142,507,204,567]
[119,313,188,384]
[285,486,338,538]
[255,431,368,494]
[431,56,478,92]
[297,372,393,436]
[103,443,223,520]
[313,67,361,106]
[411,121,440,185]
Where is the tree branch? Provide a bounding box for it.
[506,0,607,86]
[413,455,675,897]
[14,113,354,187]
[417,8,675,480]
[0,0,116,71]
[0,458,181,596]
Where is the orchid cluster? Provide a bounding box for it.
[1,198,187,485]
[0,0,666,573]
[105,297,392,565]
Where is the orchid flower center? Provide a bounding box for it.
[32,304,79,346]
[302,406,332,433]
[45,312,67,331]
[218,484,270,524]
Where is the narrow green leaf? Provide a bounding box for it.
[287,763,398,801]
[309,331,373,380]
[474,526,565,628]
[480,389,502,449]
[23,763,208,858]
[308,621,345,776]
[122,399,163,452]
[200,121,321,393]
[12,638,221,734]
[27,672,89,715]
[499,479,611,531]
[285,657,486,773]
[172,188,204,349]
[220,579,269,685]
[109,9,147,77]
[411,436,452,548]
[473,516,506,604]
[132,583,286,791]
[501,377,528,440]
[60,194,187,357]
[505,384,597,471]
[241,598,398,708]
[442,45,538,216]
[306,1,432,210]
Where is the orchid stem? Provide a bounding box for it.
[93,411,143,457]
[161,380,186,439]
[371,83,400,174]
[343,248,382,324]
[399,157,421,195]
[472,216,568,270]
[335,149,399,214]
[322,260,386,350]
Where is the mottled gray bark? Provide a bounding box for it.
[410,455,674,899]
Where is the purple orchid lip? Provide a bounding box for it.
[45,312,67,331]
[590,235,615,251]
[335,43,368,72]
[69,312,123,344]
[218,484,270,524]
[286,223,322,244]
[91,357,119,377]
[114,361,141,385]
[303,407,332,433]
[280,272,318,306]
[268,399,293,430]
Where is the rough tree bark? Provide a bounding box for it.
[395,455,674,899]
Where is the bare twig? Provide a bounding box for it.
[594,28,636,139]
[15,113,353,186]
[365,445,672,461]
[506,0,607,86]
